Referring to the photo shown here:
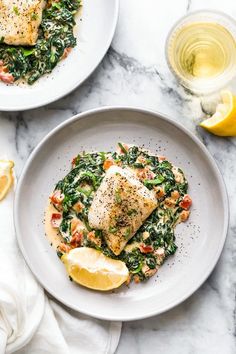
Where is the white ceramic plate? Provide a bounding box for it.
[14,107,229,321]
[0,0,119,111]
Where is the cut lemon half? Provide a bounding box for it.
[61,247,129,291]
[200,90,236,136]
[0,160,14,201]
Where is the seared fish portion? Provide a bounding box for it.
[88,166,157,255]
[0,0,45,46]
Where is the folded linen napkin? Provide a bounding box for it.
[0,185,121,354]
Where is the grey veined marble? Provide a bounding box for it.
[0,0,235,353]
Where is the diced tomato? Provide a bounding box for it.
[50,190,64,205]
[158,156,166,162]
[73,201,84,213]
[180,210,190,222]
[139,244,154,254]
[70,231,83,248]
[146,170,155,180]
[171,190,180,200]
[71,218,83,234]
[103,159,114,170]
[87,231,96,239]
[136,169,145,179]
[164,197,176,208]
[144,267,157,277]
[59,243,71,253]
[51,213,62,228]
[154,248,165,264]
[179,194,192,210]
[133,275,140,284]
[72,156,77,166]
[0,63,14,84]
[154,248,165,257]
[154,187,165,198]
[87,231,101,247]
[0,71,14,84]
[62,47,72,59]
[137,168,155,181]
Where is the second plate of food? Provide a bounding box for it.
[0,0,119,111]
[14,107,228,321]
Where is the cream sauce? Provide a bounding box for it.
[44,201,63,249]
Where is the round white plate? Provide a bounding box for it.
[14,107,228,321]
[0,0,119,111]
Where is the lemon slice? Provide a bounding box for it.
[200,90,236,136]
[0,160,14,201]
[61,247,129,291]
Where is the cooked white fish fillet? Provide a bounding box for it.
[88,166,157,255]
[0,0,45,46]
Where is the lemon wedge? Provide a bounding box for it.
[0,160,14,201]
[200,90,236,136]
[61,247,129,291]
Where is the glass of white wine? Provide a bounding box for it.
[166,10,236,94]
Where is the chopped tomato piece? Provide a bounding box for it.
[50,190,64,205]
[158,156,166,162]
[180,210,190,222]
[164,197,176,208]
[62,47,72,59]
[154,248,165,257]
[70,231,83,248]
[87,231,101,247]
[0,63,14,84]
[146,170,155,180]
[136,169,145,179]
[73,201,84,213]
[59,243,71,253]
[154,186,165,198]
[154,248,165,264]
[133,275,140,283]
[137,168,155,181]
[103,159,114,170]
[87,231,96,239]
[179,194,192,210]
[51,213,62,228]
[71,218,83,234]
[72,156,77,166]
[171,190,180,200]
[0,71,14,84]
[142,265,157,277]
[139,244,154,254]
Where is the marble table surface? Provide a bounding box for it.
[1,0,236,353]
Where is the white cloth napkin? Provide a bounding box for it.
[0,188,121,354]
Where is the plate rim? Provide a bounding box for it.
[0,0,119,112]
[14,106,229,321]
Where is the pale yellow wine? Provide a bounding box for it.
[167,21,236,92]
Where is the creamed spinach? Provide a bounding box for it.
[50,143,191,283]
[0,0,81,84]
